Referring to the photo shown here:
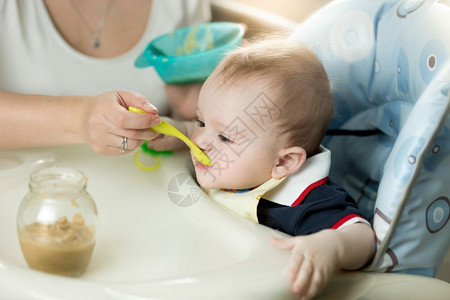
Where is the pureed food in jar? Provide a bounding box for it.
[18,213,95,276]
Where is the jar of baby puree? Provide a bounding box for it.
[17,167,98,276]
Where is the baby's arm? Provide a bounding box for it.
[270,223,375,300]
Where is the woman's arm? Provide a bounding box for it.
[0,90,161,155]
[270,223,376,299]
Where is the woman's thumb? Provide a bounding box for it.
[117,90,158,113]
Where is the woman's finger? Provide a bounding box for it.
[98,134,142,155]
[97,144,138,156]
[88,112,159,147]
[114,127,160,142]
[107,91,162,129]
[115,90,158,113]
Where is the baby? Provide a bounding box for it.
[151,39,375,299]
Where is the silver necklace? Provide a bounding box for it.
[68,0,115,48]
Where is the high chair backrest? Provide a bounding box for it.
[290,0,450,276]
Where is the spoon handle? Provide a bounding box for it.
[128,106,211,165]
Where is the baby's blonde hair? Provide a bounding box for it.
[210,39,334,157]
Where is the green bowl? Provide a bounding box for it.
[135,22,245,84]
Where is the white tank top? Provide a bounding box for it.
[0,0,211,114]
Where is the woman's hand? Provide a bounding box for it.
[269,230,340,300]
[81,90,162,155]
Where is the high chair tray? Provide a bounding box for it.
[0,145,292,299]
[1,145,448,299]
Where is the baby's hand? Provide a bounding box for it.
[270,230,340,300]
[165,83,202,120]
[145,117,188,151]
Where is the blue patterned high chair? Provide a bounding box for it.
[290,0,449,277]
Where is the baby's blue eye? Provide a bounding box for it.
[196,118,205,127]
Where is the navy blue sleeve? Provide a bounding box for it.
[257,180,366,236]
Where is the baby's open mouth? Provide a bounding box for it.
[191,153,211,171]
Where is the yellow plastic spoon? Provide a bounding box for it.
[128,106,211,166]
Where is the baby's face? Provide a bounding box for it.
[191,77,285,190]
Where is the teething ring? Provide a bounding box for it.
[133,150,161,171]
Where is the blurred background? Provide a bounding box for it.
[228,0,332,23]
[211,0,334,36]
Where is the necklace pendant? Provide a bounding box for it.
[92,32,100,48]
[69,0,114,50]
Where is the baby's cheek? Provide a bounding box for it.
[206,161,239,186]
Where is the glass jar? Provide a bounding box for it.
[17,167,98,277]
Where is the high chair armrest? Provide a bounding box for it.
[318,271,450,299]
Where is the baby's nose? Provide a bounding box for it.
[191,131,211,152]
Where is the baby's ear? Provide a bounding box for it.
[271,147,307,179]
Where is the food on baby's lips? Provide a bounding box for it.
[18,213,95,277]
